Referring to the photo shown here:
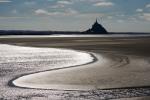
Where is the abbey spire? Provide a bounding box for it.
[85,19,108,34]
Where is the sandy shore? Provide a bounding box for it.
[1,35,150,99]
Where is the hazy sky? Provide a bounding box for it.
[0,0,150,32]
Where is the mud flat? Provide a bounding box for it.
[1,35,150,99]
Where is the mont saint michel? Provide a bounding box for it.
[85,19,108,34]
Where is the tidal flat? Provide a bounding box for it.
[1,35,150,100]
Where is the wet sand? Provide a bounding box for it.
[1,35,150,99]
[13,51,150,90]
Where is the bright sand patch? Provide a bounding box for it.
[0,44,94,68]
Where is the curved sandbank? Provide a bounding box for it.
[11,52,124,90]
[12,49,150,90]
[12,53,109,90]
[0,44,97,90]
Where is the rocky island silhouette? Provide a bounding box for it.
[85,19,108,34]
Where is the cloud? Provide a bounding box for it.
[142,13,150,21]
[94,2,114,7]
[35,8,78,16]
[66,8,78,14]
[0,0,11,3]
[24,1,36,5]
[50,0,73,9]
[117,19,124,23]
[57,0,73,5]
[0,16,28,19]
[107,16,113,19]
[74,0,105,2]
[50,4,65,8]
[128,17,138,22]
[146,4,150,8]
[76,13,105,19]
[136,8,143,12]
[35,9,52,15]
[12,9,17,14]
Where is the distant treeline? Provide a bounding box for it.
[0,30,149,35]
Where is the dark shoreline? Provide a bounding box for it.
[0,30,149,36]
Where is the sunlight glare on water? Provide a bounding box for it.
[0,44,94,69]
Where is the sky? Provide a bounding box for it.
[0,0,150,32]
